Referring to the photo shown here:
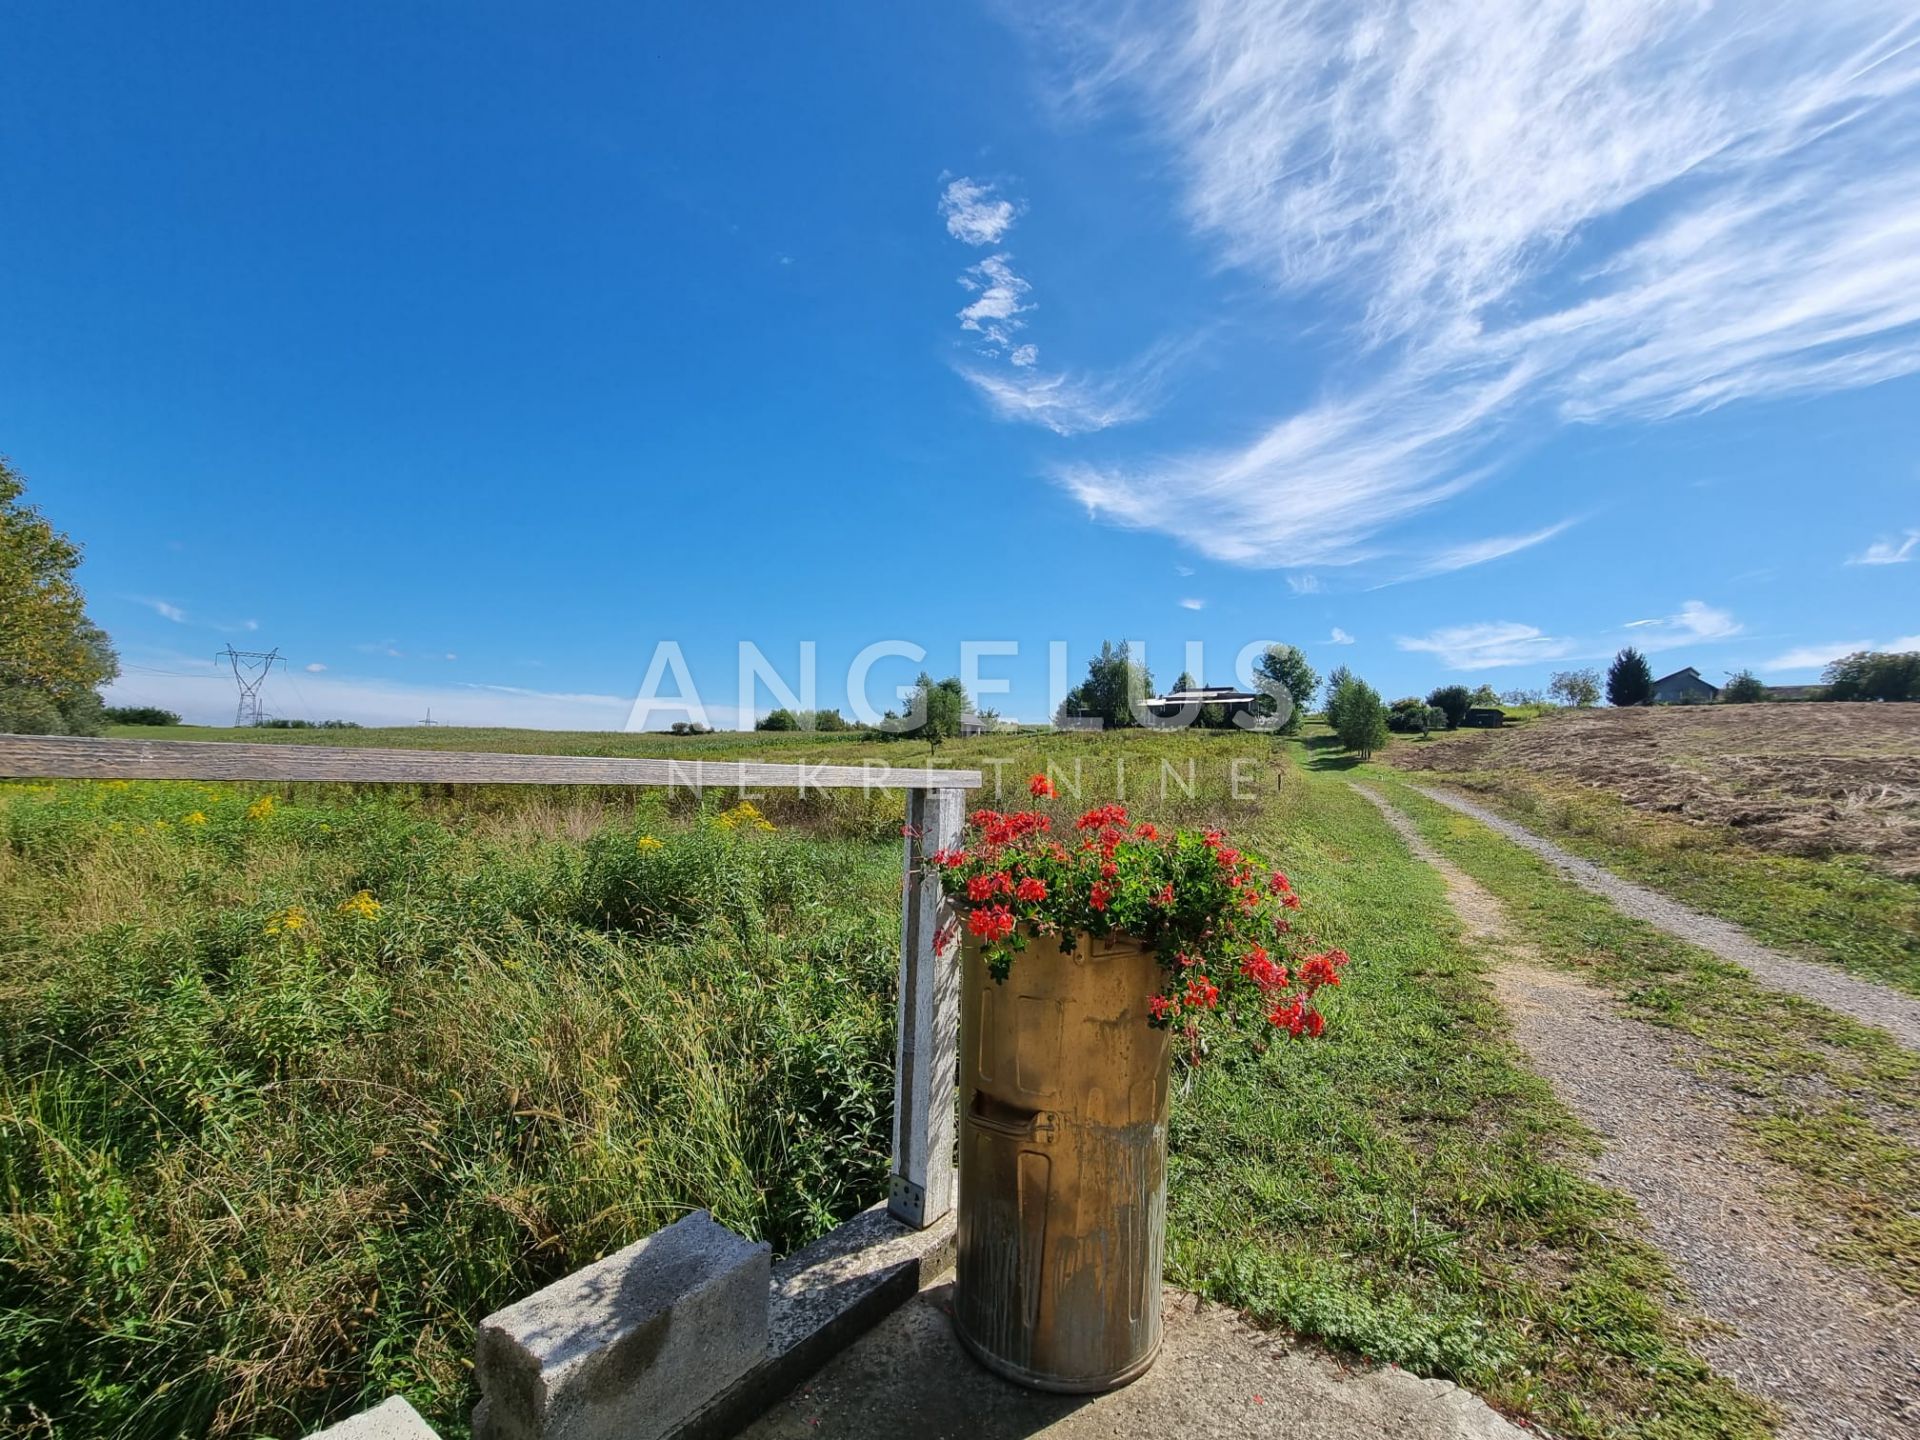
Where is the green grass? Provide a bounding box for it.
[0,730,1781,1438]
[1401,765,1920,998]
[1361,768,1920,1296]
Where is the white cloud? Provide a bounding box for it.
[1762,640,1873,672]
[1010,344,1040,367]
[939,177,1020,246]
[1328,627,1355,645]
[134,597,188,623]
[304,662,327,673]
[957,253,1033,349]
[1286,574,1321,594]
[1174,564,1195,577]
[1624,600,1743,652]
[1763,632,1920,671]
[1179,597,1205,610]
[1397,621,1577,671]
[960,364,1155,436]
[1849,530,1919,565]
[1029,1,1920,566]
[1384,518,1579,584]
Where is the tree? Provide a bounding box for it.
[1469,683,1500,707]
[757,707,800,731]
[1058,641,1154,729]
[1606,647,1653,707]
[0,458,118,734]
[1549,669,1601,708]
[1331,678,1390,759]
[1255,645,1319,735]
[1821,650,1920,702]
[1721,670,1767,704]
[902,672,969,752]
[1323,667,1359,733]
[1426,685,1472,730]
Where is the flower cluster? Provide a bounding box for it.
[928,781,1350,1038]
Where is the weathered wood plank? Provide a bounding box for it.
[888,786,966,1229]
[0,735,982,791]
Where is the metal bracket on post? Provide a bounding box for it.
[889,786,965,1230]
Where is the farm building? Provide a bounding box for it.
[1650,667,1721,704]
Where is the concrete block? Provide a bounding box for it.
[672,1201,957,1440]
[475,1210,770,1440]
[310,1395,440,1438]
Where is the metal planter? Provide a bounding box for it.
[953,930,1171,1392]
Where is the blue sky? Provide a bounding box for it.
[3,2,1916,728]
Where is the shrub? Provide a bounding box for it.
[1607,647,1653,707]
[1722,670,1767,704]
[1426,685,1472,730]
[1386,697,1431,734]
[102,704,183,726]
[758,708,800,731]
[253,717,361,729]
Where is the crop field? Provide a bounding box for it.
[0,724,1816,1439]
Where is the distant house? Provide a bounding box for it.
[1462,707,1506,728]
[1142,684,1266,726]
[958,711,1002,736]
[1650,667,1720,704]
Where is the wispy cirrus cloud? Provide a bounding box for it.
[132,596,188,623]
[1328,627,1355,645]
[1396,621,1577,671]
[957,253,1033,350]
[1029,1,1920,570]
[1849,530,1919,565]
[1618,599,1742,652]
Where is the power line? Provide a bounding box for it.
[216,646,280,727]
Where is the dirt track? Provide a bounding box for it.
[1386,703,1920,876]
[1355,784,1920,1440]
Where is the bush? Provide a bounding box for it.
[1386,697,1431,734]
[668,721,712,735]
[253,717,362,729]
[1607,647,1653,707]
[1426,685,1471,730]
[758,708,800,731]
[1721,670,1767,704]
[102,704,183,726]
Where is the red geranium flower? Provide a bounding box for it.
[1015,876,1047,903]
[1029,774,1057,799]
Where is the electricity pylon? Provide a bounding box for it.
[217,646,280,727]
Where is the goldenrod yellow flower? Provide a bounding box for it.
[245,796,275,821]
[264,905,308,936]
[184,811,209,826]
[635,835,663,851]
[338,890,382,920]
[715,800,775,832]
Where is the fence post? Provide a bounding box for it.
[889,785,965,1228]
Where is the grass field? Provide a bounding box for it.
[2,724,1782,1438]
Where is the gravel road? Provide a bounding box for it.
[1356,784,1920,1440]
[1408,784,1920,1053]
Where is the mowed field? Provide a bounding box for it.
[1389,702,1920,875]
[1383,703,1920,997]
[3,721,1866,1439]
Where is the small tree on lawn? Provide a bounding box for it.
[913,673,968,752]
[1722,670,1767,704]
[1469,683,1499,707]
[1255,644,1319,735]
[1426,685,1472,730]
[1332,678,1390,759]
[1059,641,1155,729]
[1607,647,1653,707]
[1549,669,1600,707]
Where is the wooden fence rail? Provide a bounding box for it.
[0,733,978,1230]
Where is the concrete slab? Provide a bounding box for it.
[740,1281,1527,1440]
[475,1210,770,1440]
[673,1202,956,1440]
[309,1395,439,1438]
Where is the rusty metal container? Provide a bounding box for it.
[953,930,1171,1392]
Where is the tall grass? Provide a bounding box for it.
[0,780,901,1436]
